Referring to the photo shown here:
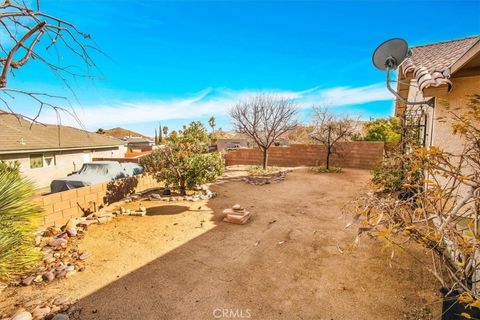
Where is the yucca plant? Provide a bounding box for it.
[0,161,42,282]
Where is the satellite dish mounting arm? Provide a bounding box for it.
[385,64,434,107]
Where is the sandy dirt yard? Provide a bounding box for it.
[1,168,441,319]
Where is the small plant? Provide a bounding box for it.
[248,165,282,176]
[311,165,342,173]
[0,162,42,282]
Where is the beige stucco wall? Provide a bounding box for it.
[0,145,126,189]
[432,75,480,155]
[406,75,480,154]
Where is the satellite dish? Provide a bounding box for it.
[372,38,410,70]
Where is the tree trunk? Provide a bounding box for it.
[262,148,268,170]
[326,146,331,170]
[179,177,186,196]
[326,126,332,170]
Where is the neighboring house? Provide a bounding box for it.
[214,138,250,152]
[124,137,154,152]
[0,113,126,188]
[395,36,480,154]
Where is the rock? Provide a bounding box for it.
[21,276,35,286]
[162,188,171,196]
[53,296,69,306]
[149,193,161,200]
[33,275,43,283]
[46,227,62,237]
[65,265,75,272]
[232,204,243,210]
[42,271,55,282]
[23,299,42,308]
[130,211,146,217]
[97,216,112,224]
[56,264,67,271]
[11,311,32,320]
[79,253,90,260]
[51,314,69,320]
[32,306,50,319]
[34,235,43,247]
[139,206,147,213]
[55,270,67,279]
[48,238,68,247]
[120,207,126,214]
[64,219,78,237]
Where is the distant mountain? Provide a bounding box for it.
[101,127,151,140]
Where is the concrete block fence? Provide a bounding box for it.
[35,175,162,227]
[224,142,384,170]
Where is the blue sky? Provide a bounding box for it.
[5,0,480,136]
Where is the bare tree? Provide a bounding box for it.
[310,106,359,170]
[0,0,99,123]
[230,94,298,169]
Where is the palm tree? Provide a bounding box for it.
[208,116,216,133]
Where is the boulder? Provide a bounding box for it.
[31,306,50,319]
[53,296,69,306]
[11,311,32,320]
[21,276,35,286]
[48,238,68,248]
[42,271,55,282]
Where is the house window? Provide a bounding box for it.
[29,154,43,168]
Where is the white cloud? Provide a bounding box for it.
[38,83,393,129]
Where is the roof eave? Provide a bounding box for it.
[0,144,123,155]
[449,40,480,76]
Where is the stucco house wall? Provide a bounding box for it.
[405,75,480,154]
[0,145,126,189]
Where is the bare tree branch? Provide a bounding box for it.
[0,0,101,124]
[230,94,298,169]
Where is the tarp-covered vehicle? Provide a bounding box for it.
[50,161,143,193]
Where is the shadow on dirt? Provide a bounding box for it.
[146,205,190,216]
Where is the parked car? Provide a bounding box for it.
[50,161,143,193]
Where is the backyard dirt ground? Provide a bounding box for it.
[1,167,441,319]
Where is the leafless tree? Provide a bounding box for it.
[0,0,100,123]
[230,94,298,169]
[310,106,359,170]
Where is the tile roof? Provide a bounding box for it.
[0,112,124,153]
[400,36,480,92]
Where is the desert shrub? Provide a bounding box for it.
[0,162,42,282]
[347,94,480,309]
[141,121,225,195]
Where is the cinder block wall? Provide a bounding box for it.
[224,142,384,169]
[35,175,161,227]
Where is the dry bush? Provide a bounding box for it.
[346,95,480,305]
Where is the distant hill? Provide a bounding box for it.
[101,127,150,140]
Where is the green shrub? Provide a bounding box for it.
[141,121,225,195]
[0,162,42,282]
